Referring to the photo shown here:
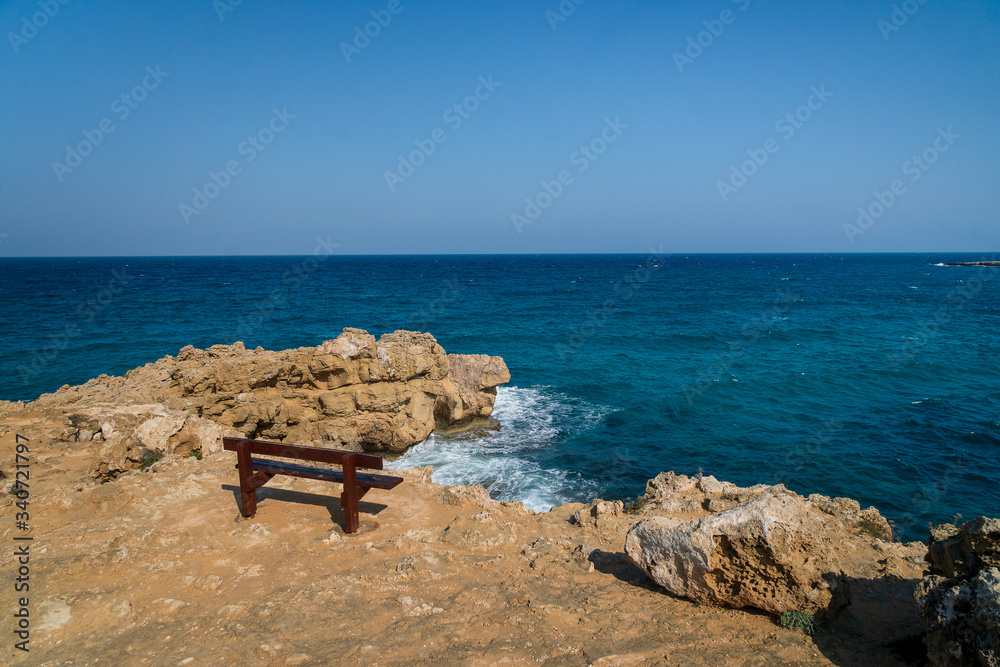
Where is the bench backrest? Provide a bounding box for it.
[222,437,385,470]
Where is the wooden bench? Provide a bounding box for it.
[222,437,403,533]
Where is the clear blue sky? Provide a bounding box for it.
[1,0,997,256]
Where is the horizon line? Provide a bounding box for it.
[1,251,998,260]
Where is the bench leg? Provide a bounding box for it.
[240,489,258,517]
[238,472,275,517]
[341,454,359,533]
[236,442,276,518]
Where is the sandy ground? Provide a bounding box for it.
[0,418,929,667]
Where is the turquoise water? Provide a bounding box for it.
[2,254,998,540]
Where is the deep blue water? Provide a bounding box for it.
[2,254,998,540]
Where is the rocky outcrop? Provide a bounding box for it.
[84,406,238,480]
[572,499,625,529]
[638,471,893,541]
[915,517,1000,666]
[622,473,904,620]
[625,491,853,619]
[926,517,1000,579]
[13,329,510,479]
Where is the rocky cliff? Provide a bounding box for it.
[2,329,510,480]
[4,337,998,665]
[915,518,1000,666]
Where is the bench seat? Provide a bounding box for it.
[249,457,403,490]
[223,437,403,533]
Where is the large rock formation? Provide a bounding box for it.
[10,329,510,479]
[625,492,852,619]
[915,517,1000,666]
[623,473,901,620]
[636,471,893,541]
[925,517,1000,580]
[82,405,234,480]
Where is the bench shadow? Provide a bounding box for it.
[221,483,388,526]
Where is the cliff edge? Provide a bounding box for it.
[1,329,510,480]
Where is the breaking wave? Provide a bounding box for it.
[387,386,606,511]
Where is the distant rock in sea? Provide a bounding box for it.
[942,261,1000,267]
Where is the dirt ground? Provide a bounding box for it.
[0,418,930,666]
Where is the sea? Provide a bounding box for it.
[2,253,998,541]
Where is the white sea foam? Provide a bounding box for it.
[386,386,605,511]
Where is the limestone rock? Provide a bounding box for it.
[916,517,1000,666]
[315,328,376,360]
[134,414,187,452]
[916,568,1000,667]
[698,475,725,495]
[645,471,697,498]
[80,406,236,480]
[169,415,236,457]
[430,354,510,432]
[808,494,893,541]
[635,471,891,542]
[82,405,182,480]
[0,400,25,414]
[573,500,624,528]
[396,465,434,485]
[439,484,493,508]
[625,492,850,619]
[641,471,778,510]
[367,330,449,382]
[17,328,510,474]
[927,517,1000,580]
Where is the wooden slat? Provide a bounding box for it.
[249,458,402,490]
[223,437,385,470]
